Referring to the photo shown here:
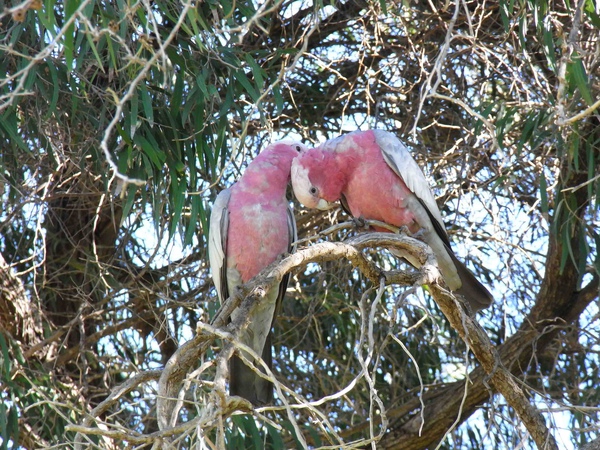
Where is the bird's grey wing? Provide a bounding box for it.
[375,131,493,311]
[340,193,352,217]
[374,130,450,247]
[273,204,297,318]
[208,188,232,303]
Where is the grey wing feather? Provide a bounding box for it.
[374,131,494,311]
[286,204,298,253]
[208,188,232,303]
[340,194,352,217]
[374,130,448,242]
[414,197,452,248]
[273,204,297,319]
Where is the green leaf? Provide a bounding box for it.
[474,102,495,136]
[0,332,10,376]
[64,0,79,69]
[120,184,139,227]
[197,197,209,244]
[499,0,515,30]
[281,420,304,448]
[185,135,198,186]
[196,72,209,98]
[379,0,388,14]
[584,1,600,29]
[130,90,139,138]
[134,134,166,168]
[567,54,593,105]
[171,71,185,115]
[234,70,260,103]
[308,426,323,446]
[140,84,154,126]
[570,129,580,170]
[7,406,19,447]
[183,193,199,246]
[181,85,197,125]
[245,54,265,89]
[230,415,262,448]
[169,173,185,238]
[0,112,28,151]
[38,0,58,39]
[273,84,284,115]
[45,59,63,116]
[539,171,549,215]
[106,36,118,71]
[0,402,7,450]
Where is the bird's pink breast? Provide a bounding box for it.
[338,135,420,232]
[226,188,290,282]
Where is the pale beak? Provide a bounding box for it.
[316,199,334,210]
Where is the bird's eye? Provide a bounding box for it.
[309,186,318,195]
[295,145,302,152]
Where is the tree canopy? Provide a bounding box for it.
[1,0,599,448]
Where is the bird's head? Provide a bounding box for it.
[261,140,307,163]
[251,140,308,181]
[291,149,345,210]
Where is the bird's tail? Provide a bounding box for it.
[229,333,274,406]
[446,247,494,314]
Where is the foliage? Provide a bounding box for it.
[0,0,599,448]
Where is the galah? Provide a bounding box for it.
[208,140,306,405]
[291,129,493,313]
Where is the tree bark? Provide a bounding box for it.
[0,252,42,346]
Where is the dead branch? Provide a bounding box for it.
[151,231,557,450]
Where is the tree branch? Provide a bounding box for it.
[156,234,423,431]
[426,284,558,450]
[153,231,558,450]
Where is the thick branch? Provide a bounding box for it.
[427,285,558,450]
[156,237,420,430]
[156,232,558,450]
[0,252,43,345]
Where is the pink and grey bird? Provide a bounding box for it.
[291,129,493,313]
[208,141,306,405]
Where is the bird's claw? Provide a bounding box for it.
[455,294,476,317]
[396,225,411,235]
[409,227,425,239]
[226,395,254,412]
[352,216,370,231]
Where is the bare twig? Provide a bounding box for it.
[73,370,162,450]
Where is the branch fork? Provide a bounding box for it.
[71,229,557,449]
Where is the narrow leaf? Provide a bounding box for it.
[568,55,593,105]
[140,84,154,126]
[539,171,549,215]
[64,0,78,69]
[234,70,260,103]
[169,173,185,238]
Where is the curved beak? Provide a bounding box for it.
[316,199,335,210]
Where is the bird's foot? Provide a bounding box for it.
[409,228,425,239]
[396,225,411,236]
[454,294,476,318]
[352,216,371,231]
[418,263,442,287]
